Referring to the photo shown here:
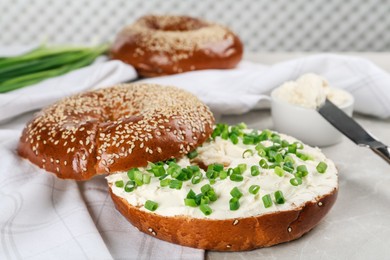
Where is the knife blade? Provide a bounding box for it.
[318,99,390,165]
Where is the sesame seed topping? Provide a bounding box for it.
[19,83,214,179]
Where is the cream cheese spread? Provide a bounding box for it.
[273,73,350,109]
[107,128,338,220]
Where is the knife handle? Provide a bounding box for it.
[371,146,390,165]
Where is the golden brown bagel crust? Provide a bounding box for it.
[109,187,338,251]
[17,83,214,180]
[110,15,243,77]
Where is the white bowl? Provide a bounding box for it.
[270,89,354,147]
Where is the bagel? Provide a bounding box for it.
[17,83,214,180]
[107,124,338,251]
[110,15,243,77]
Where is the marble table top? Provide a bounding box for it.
[208,53,390,260]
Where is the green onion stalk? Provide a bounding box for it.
[0,44,108,93]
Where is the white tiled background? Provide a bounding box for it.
[1,0,389,51]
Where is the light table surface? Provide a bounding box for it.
[1,53,389,260]
[207,53,390,260]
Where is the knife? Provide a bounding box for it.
[318,99,390,165]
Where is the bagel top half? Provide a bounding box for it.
[17,83,215,180]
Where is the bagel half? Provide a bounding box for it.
[107,125,338,251]
[17,83,214,180]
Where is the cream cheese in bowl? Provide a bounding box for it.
[271,74,354,147]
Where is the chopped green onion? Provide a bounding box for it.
[160,178,171,187]
[127,168,139,180]
[186,189,196,199]
[288,143,297,154]
[242,149,254,158]
[249,185,260,195]
[151,165,166,177]
[219,170,228,180]
[187,150,198,159]
[259,130,270,141]
[115,180,124,188]
[230,187,243,199]
[191,175,202,184]
[297,165,308,173]
[229,197,240,211]
[281,140,290,147]
[142,174,151,184]
[274,166,284,177]
[195,194,203,205]
[209,179,216,185]
[283,164,294,173]
[259,159,269,169]
[145,200,158,211]
[297,165,309,177]
[290,177,302,186]
[159,173,169,180]
[251,165,260,176]
[208,190,218,201]
[239,163,247,173]
[237,122,247,129]
[294,142,304,149]
[199,204,212,216]
[296,152,310,161]
[206,165,216,179]
[221,129,229,140]
[243,135,255,144]
[257,148,266,157]
[201,195,211,205]
[262,194,273,208]
[134,171,144,186]
[274,153,284,164]
[188,165,200,172]
[316,162,328,173]
[233,163,247,175]
[124,180,136,192]
[229,133,239,144]
[184,198,197,207]
[284,155,295,164]
[167,163,180,176]
[201,184,212,194]
[169,180,183,190]
[230,174,244,182]
[274,190,285,204]
[213,163,224,172]
[267,150,277,162]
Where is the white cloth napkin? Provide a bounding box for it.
[0,59,137,124]
[143,54,390,119]
[1,52,390,260]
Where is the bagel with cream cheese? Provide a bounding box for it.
[17,83,214,180]
[107,123,338,251]
[110,15,243,77]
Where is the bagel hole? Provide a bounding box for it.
[146,16,207,32]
